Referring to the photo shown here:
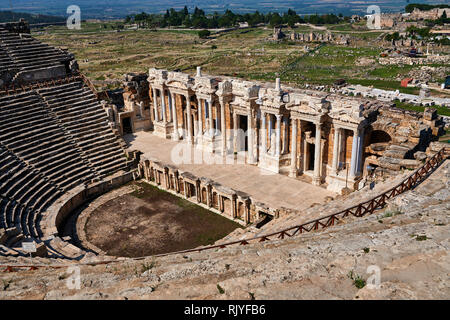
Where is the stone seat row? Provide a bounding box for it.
[0,30,70,77]
[0,77,130,258]
[0,92,96,197]
[37,81,128,178]
[0,146,62,216]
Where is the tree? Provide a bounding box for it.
[287,16,297,28]
[269,13,282,27]
[198,29,211,39]
[183,16,192,28]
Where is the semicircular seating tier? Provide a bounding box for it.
[0,78,131,258]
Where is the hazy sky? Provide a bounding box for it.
[0,0,445,18]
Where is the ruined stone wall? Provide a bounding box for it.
[0,20,30,34]
[138,157,275,225]
[121,73,152,133]
[364,106,444,176]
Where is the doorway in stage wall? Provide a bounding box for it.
[239,115,248,152]
[122,117,133,135]
[308,143,315,171]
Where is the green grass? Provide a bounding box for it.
[33,22,448,95]
[439,130,450,144]
[393,100,450,117]
[368,65,415,78]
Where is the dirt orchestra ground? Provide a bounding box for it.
[84,181,242,257]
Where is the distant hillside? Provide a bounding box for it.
[2,0,447,19]
[0,11,65,24]
[405,3,450,13]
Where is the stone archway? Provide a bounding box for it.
[369,130,392,144]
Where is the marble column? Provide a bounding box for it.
[349,128,361,178]
[290,118,297,177]
[207,99,214,137]
[261,112,267,155]
[161,89,167,123]
[356,128,365,176]
[152,88,158,122]
[268,114,272,150]
[171,92,179,141]
[233,111,238,153]
[198,99,203,141]
[313,122,322,185]
[220,99,226,156]
[276,115,282,156]
[331,127,341,175]
[247,108,254,163]
[185,94,193,144]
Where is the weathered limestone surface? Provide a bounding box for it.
[1,161,448,300]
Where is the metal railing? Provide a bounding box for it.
[2,147,448,271]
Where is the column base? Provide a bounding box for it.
[326,172,361,193]
[200,135,216,153]
[258,153,281,174]
[153,121,173,139]
[289,169,298,178]
[312,176,321,186]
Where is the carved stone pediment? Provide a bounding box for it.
[329,99,365,124]
[286,94,328,116]
[193,77,218,94]
[165,80,189,90]
[148,68,168,81]
[216,80,232,97]
[231,80,260,100]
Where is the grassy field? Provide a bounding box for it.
[394,100,450,117]
[33,23,449,95]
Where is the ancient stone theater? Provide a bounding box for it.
[0,20,445,261]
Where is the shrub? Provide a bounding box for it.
[348,270,366,289]
[217,284,225,294]
[198,29,211,39]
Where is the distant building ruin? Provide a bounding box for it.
[272,27,349,45]
[289,32,350,45]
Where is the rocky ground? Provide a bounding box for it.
[0,160,448,300]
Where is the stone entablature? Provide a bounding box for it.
[122,67,442,193]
